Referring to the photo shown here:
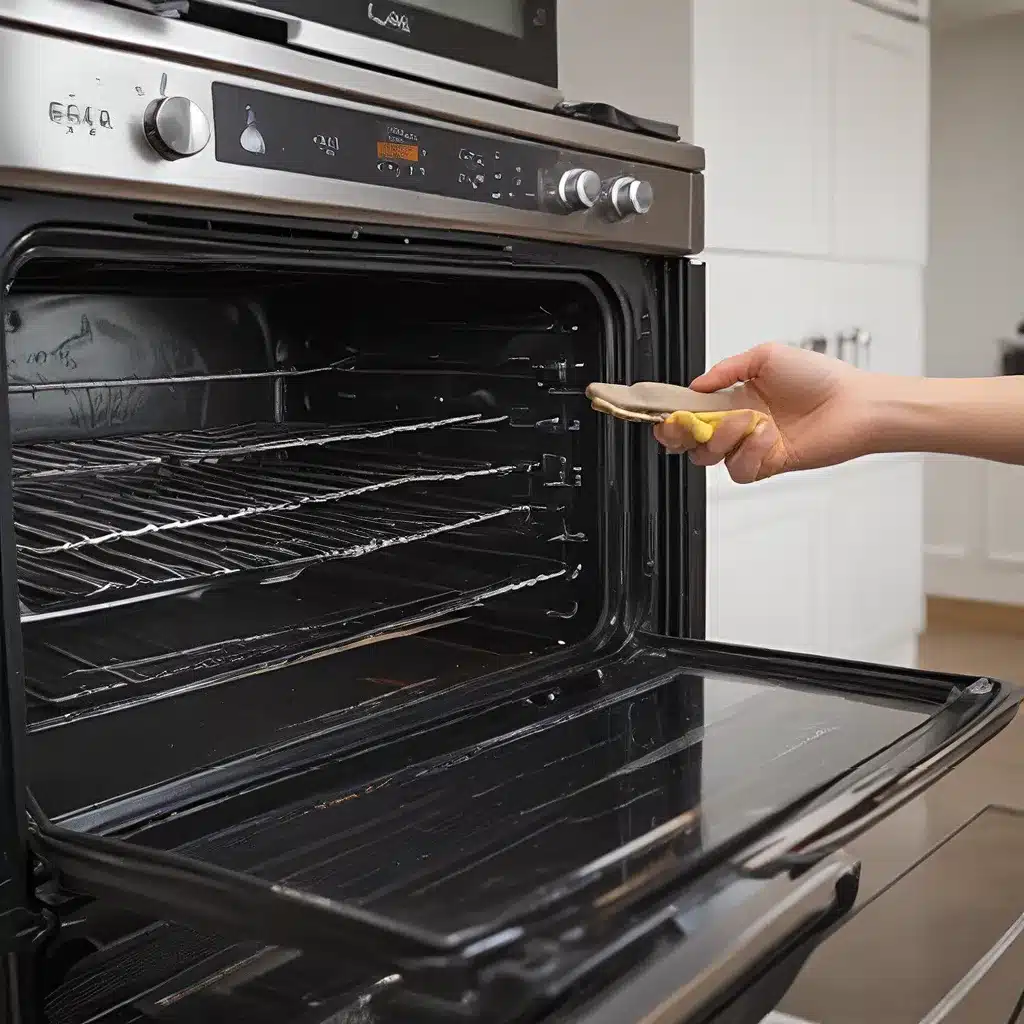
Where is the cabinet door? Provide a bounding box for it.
[831,0,929,264]
[704,251,829,368]
[824,260,924,376]
[823,458,924,664]
[707,481,828,655]
[693,0,830,255]
[704,253,827,657]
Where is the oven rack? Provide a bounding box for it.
[10,415,491,481]
[24,560,569,710]
[18,497,531,622]
[14,455,528,556]
[6,358,355,395]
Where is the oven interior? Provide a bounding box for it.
[5,252,624,819]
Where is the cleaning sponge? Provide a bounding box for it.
[585,381,767,444]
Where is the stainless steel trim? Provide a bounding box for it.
[918,911,1024,1024]
[0,26,703,254]
[0,0,704,171]
[572,853,859,1024]
[196,0,563,110]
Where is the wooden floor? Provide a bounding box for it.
[774,598,1024,1024]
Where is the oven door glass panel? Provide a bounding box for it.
[33,636,1019,1021]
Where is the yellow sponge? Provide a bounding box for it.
[661,409,767,446]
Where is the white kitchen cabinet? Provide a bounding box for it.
[702,254,925,665]
[823,259,924,375]
[691,2,928,662]
[708,457,923,665]
[692,0,928,264]
[692,0,831,255]
[704,251,830,367]
[704,254,923,386]
[831,0,930,264]
[925,457,1024,607]
[822,457,925,662]
[707,480,828,655]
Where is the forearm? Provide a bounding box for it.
[868,374,1024,464]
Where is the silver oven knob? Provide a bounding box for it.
[556,168,601,212]
[606,176,654,218]
[143,96,212,160]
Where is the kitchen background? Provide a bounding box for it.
[559,4,1024,1018]
[563,0,1024,673]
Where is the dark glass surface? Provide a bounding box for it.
[128,646,933,938]
[402,0,524,38]
[243,0,558,87]
[212,83,547,212]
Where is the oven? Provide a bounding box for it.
[0,5,1018,1024]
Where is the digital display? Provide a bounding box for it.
[377,140,420,162]
[401,0,524,38]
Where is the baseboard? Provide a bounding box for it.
[926,595,1024,635]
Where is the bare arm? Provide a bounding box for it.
[653,344,1024,483]
[869,374,1024,465]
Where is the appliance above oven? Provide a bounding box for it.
[181,0,563,109]
[89,0,562,109]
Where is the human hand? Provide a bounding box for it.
[654,343,877,483]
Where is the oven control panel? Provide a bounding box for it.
[210,84,652,219]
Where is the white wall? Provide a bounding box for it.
[925,13,1024,604]
[927,15,1024,379]
[557,0,693,141]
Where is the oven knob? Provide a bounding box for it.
[556,168,600,212]
[606,176,655,218]
[143,96,212,161]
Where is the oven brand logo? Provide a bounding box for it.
[367,3,411,32]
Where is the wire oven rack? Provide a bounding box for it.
[10,415,490,481]
[24,560,568,710]
[6,358,355,395]
[14,455,527,556]
[17,496,531,622]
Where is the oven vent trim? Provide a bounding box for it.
[130,212,517,255]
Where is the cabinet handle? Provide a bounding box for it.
[837,328,872,369]
[855,328,872,371]
[800,335,828,355]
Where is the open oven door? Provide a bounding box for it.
[27,631,1020,1024]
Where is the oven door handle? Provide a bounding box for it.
[568,852,859,1024]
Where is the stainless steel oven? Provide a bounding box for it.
[0,4,1017,1024]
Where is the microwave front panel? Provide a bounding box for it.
[209,0,561,107]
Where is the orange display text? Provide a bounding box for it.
[377,141,419,162]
